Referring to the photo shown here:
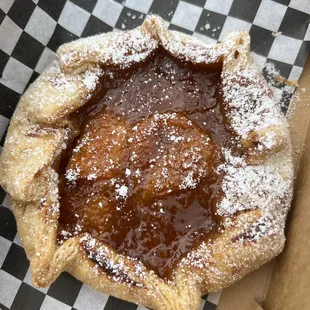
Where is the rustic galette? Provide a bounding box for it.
[0,16,293,310]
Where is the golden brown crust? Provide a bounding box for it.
[0,16,293,310]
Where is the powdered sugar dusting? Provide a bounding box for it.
[81,67,103,94]
[161,30,222,64]
[57,26,158,74]
[222,63,285,139]
[179,171,197,190]
[56,15,245,75]
[65,167,80,183]
[20,60,104,124]
[116,184,128,199]
[80,234,146,287]
[217,148,293,218]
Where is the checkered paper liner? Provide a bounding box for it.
[0,0,309,309]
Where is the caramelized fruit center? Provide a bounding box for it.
[58,49,234,280]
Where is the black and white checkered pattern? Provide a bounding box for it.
[0,0,309,309]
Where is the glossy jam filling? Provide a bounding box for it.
[58,48,235,280]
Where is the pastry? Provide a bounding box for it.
[0,16,293,310]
